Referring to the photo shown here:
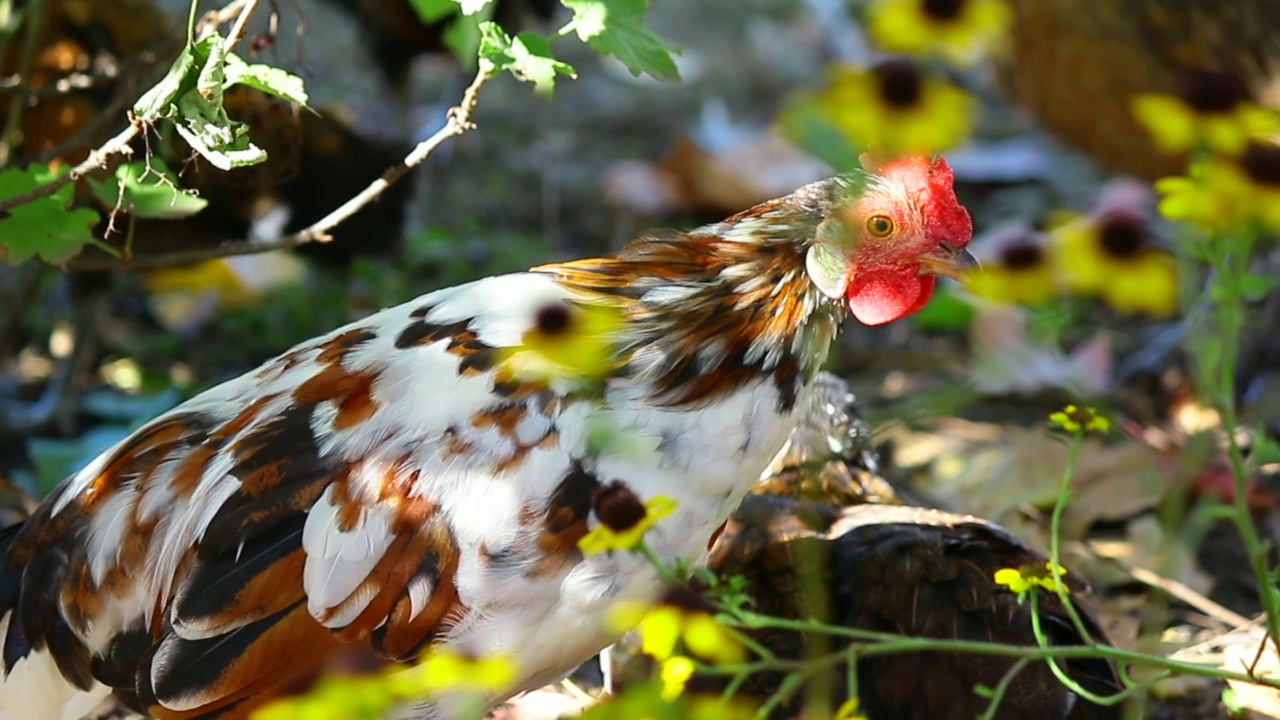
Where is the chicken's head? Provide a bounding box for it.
[806,155,973,326]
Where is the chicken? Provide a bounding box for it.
[1004,0,1280,180]
[702,375,1122,719]
[0,156,973,720]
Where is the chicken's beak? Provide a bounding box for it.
[916,248,978,281]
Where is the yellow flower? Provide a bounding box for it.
[576,682,758,720]
[1048,404,1110,434]
[1132,70,1276,156]
[1157,143,1280,233]
[388,648,517,695]
[994,561,1069,594]
[499,301,623,386]
[785,59,973,155]
[608,587,746,666]
[659,655,695,700]
[578,485,676,554]
[964,228,1061,305]
[1050,211,1178,317]
[252,649,517,720]
[868,0,1010,64]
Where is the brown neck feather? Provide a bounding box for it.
[535,198,844,411]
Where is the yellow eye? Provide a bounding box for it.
[866,215,894,238]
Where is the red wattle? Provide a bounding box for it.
[846,267,935,326]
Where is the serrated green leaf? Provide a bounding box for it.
[223,54,309,106]
[134,43,198,120]
[87,159,208,219]
[407,0,459,22]
[478,20,514,61]
[0,166,98,265]
[477,24,575,93]
[561,0,680,83]
[510,31,575,93]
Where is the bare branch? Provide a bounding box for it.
[66,64,496,273]
[0,119,143,215]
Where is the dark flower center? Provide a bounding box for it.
[873,59,923,109]
[534,303,572,336]
[592,480,647,532]
[922,0,965,21]
[1177,69,1253,113]
[1241,142,1280,186]
[1097,212,1148,258]
[1000,241,1045,270]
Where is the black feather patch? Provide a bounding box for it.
[46,614,94,690]
[93,627,153,689]
[2,603,31,676]
[175,516,306,634]
[140,600,303,709]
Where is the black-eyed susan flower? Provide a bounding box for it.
[578,480,677,554]
[993,561,1069,595]
[1048,404,1110,434]
[792,59,973,155]
[1050,209,1178,317]
[868,0,1011,64]
[965,226,1061,305]
[1133,69,1276,156]
[1158,141,1280,233]
[499,300,623,387]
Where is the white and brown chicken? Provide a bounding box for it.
[0,157,973,719]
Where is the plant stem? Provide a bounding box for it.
[1205,231,1280,652]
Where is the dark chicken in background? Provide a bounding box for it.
[700,374,1123,720]
[1004,0,1280,180]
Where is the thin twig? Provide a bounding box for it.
[65,65,496,273]
[225,0,260,47]
[0,119,142,214]
[1107,557,1253,629]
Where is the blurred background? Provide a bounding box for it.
[2,1,1280,717]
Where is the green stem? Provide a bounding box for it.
[709,613,1280,691]
[975,657,1031,720]
[1205,231,1280,650]
[1047,434,1097,644]
[636,540,680,587]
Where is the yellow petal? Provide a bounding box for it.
[659,656,696,700]
[640,607,683,660]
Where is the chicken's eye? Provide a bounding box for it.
[866,215,895,238]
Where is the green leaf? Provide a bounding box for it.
[478,24,576,93]
[561,0,680,83]
[87,159,208,219]
[133,42,199,120]
[0,166,99,265]
[1239,271,1279,301]
[223,53,309,106]
[407,0,459,22]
